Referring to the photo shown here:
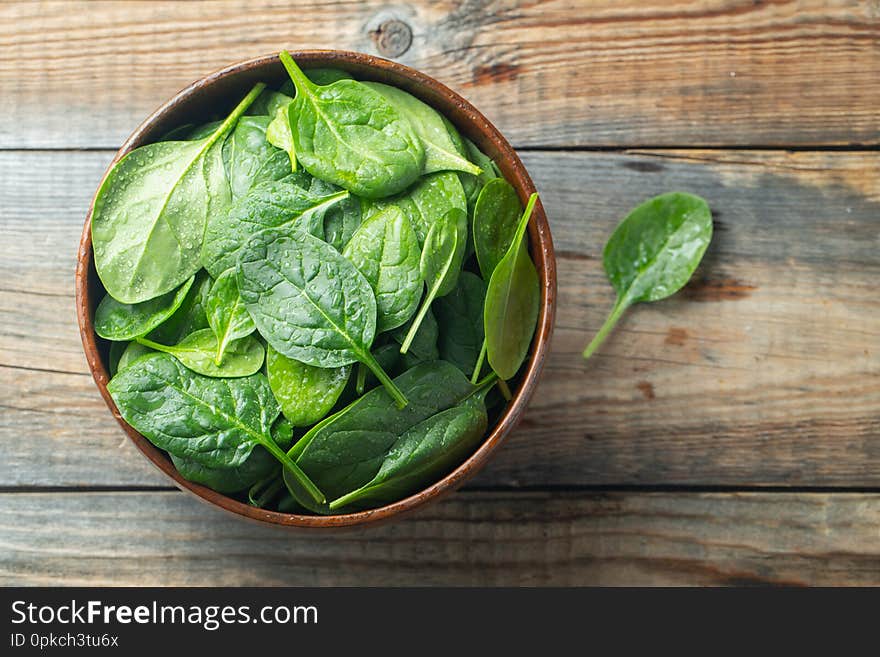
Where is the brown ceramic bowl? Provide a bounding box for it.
[76,50,556,529]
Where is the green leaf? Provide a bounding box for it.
[171,448,277,494]
[222,115,290,198]
[266,345,351,427]
[94,276,194,341]
[583,192,713,359]
[484,193,540,380]
[392,308,439,369]
[236,229,408,408]
[147,270,212,344]
[202,175,348,278]
[205,269,256,365]
[329,387,490,510]
[286,361,474,506]
[399,208,467,354]
[266,105,296,171]
[137,329,264,378]
[107,352,325,506]
[116,341,154,373]
[279,51,425,199]
[91,83,265,303]
[473,178,522,279]
[343,206,422,333]
[434,272,486,377]
[362,82,482,176]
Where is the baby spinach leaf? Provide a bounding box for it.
[473,178,522,279]
[343,206,422,333]
[222,115,290,198]
[94,276,194,341]
[582,192,712,359]
[484,193,540,380]
[434,272,486,377]
[202,175,348,277]
[147,270,212,344]
[278,51,425,199]
[329,386,490,511]
[116,341,154,373]
[306,176,363,252]
[266,104,296,171]
[237,229,408,408]
[304,68,354,86]
[136,329,264,378]
[205,269,256,365]
[171,448,277,494]
[464,137,501,182]
[367,171,466,245]
[92,83,265,304]
[399,208,467,354]
[362,82,481,176]
[266,345,351,427]
[247,89,293,117]
[286,361,474,506]
[107,352,325,506]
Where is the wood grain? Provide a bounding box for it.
[0,1,877,149]
[2,491,879,585]
[1,149,877,488]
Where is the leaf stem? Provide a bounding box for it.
[470,339,487,385]
[360,351,409,409]
[399,290,433,355]
[497,379,513,401]
[582,297,629,360]
[261,439,326,506]
[279,50,314,92]
[206,82,267,148]
[356,362,367,395]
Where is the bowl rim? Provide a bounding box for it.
[75,49,557,529]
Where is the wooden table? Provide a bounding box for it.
[2,1,878,586]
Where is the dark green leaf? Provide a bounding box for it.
[116,341,153,373]
[147,270,212,344]
[222,115,290,198]
[266,345,351,427]
[94,277,195,341]
[473,178,522,279]
[434,272,486,376]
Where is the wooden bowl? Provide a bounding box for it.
[75,50,556,529]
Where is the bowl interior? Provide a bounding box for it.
[77,50,556,529]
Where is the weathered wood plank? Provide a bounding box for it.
[1,1,877,149]
[1,149,878,488]
[2,491,879,585]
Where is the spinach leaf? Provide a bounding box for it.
[107,352,324,506]
[136,329,264,378]
[266,105,296,171]
[247,89,293,117]
[392,307,439,369]
[329,385,491,511]
[171,448,277,494]
[366,171,466,245]
[205,269,256,365]
[278,51,424,199]
[147,270,212,344]
[362,82,482,176]
[116,341,153,373]
[464,137,501,182]
[399,208,467,354]
[434,272,486,377]
[201,175,348,277]
[94,276,194,341]
[271,416,295,451]
[236,229,408,408]
[266,345,351,427]
[473,178,522,279]
[306,176,363,252]
[108,341,127,376]
[222,115,290,198]
[484,193,540,380]
[92,83,265,304]
[161,121,222,142]
[343,206,422,333]
[582,192,712,358]
[286,361,474,506]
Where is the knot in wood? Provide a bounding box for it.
[372,19,412,58]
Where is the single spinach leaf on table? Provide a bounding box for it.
[285,361,474,508]
[434,272,486,377]
[266,345,351,427]
[136,329,264,378]
[91,83,265,304]
[484,193,540,380]
[399,208,467,354]
[279,50,424,199]
[236,229,408,408]
[222,115,290,198]
[147,270,212,344]
[201,175,348,277]
[343,206,422,333]
[330,382,492,511]
[366,171,466,246]
[582,192,712,359]
[205,269,256,365]
[95,276,194,341]
[107,352,325,507]
[362,82,482,176]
